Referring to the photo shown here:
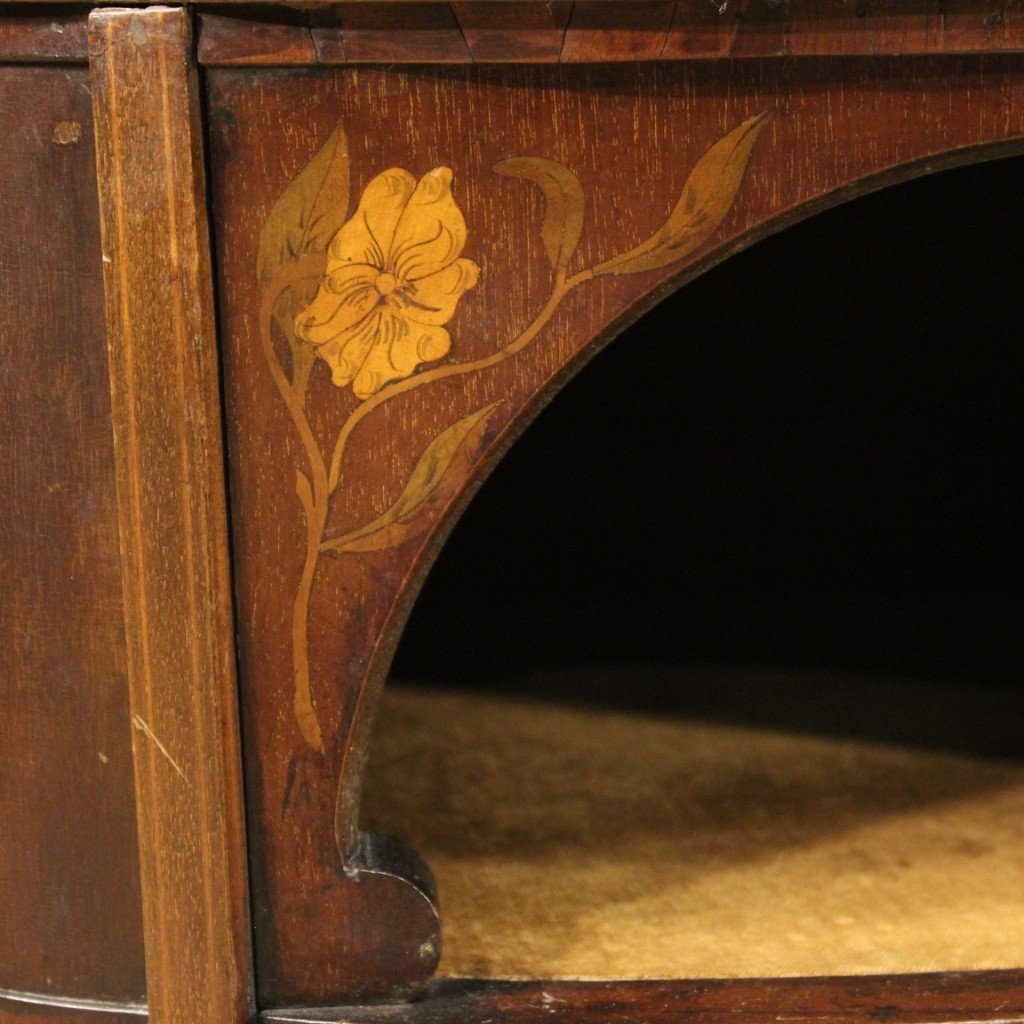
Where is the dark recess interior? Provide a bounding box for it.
[390,154,1024,760]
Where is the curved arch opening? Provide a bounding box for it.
[363,154,1024,980]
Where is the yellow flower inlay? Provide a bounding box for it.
[295,166,480,399]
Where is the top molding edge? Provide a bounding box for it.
[2,1,1023,66]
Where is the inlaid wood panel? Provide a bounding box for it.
[206,58,1024,1004]
[0,66,145,1004]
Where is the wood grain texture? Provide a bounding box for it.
[263,973,1024,1024]
[207,57,1024,1004]
[311,3,472,63]
[0,64,145,1006]
[452,2,573,61]
[88,9,253,1024]
[0,9,88,62]
[196,9,317,66]
[196,0,1024,65]
[561,0,677,61]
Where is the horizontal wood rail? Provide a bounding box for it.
[197,1,1024,66]
[262,972,1024,1024]
[0,11,89,62]
[4,3,1022,67]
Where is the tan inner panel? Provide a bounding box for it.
[362,679,1024,979]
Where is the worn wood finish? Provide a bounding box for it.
[0,9,88,63]
[452,1,573,61]
[561,0,677,60]
[0,64,146,1006]
[88,9,253,1024]
[264,973,1024,1024]
[313,3,472,62]
[207,56,1024,1005]
[197,8,318,65]
[197,0,1024,65]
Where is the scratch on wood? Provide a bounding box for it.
[132,714,190,786]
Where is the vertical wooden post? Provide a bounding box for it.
[89,8,254,1024]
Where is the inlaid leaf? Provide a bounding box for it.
[321,402,501,555]
[594,110,770,277]
[494,157,585,270]
[257,125,351,289]
[257,126,350,380]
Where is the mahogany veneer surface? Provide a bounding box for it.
[206,53,1024,1004]
[1,10,1021,1022]
[0,64,146,1006]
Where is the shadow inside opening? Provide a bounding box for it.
[363,155,1024,979]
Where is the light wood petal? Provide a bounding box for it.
[295,264,378,346]
[389,167,467,281]
[327,168,416,269]
[402,259,479,326]
[352,312,451,398]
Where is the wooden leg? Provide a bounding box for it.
[89,9,253,1024]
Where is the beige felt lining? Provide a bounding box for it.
[361,680,1024,980]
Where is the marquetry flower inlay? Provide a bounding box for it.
[257,110,769,759]
[295,167,479,399]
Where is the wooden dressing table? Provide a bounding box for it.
[1,3,1022,1024]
